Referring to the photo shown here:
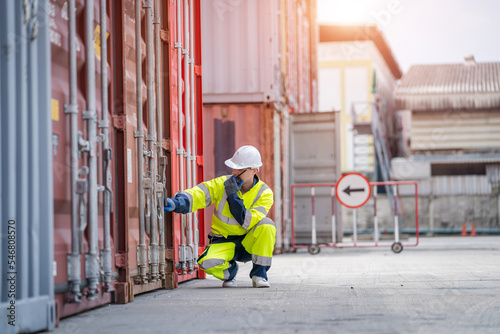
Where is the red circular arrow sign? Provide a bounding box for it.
[335,173,372,208]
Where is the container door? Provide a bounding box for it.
[51,0,115,318]
[289,112,342,245]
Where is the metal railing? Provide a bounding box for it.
[291,181,419,254]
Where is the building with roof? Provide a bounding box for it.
[393,56,500,234]
[395,57,500,153]
[318,24,403,175]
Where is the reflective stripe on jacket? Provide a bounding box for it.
[180,175,273,237]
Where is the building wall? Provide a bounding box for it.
[319,41,399,173]
[393,194,498,234]
[340,192,499,237]
[411,109,500,153]
[318,58,371,172]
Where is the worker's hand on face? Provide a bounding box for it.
[164,197,176,212]
[224,175,244,196]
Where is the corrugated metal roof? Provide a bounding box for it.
[394,60,500,110]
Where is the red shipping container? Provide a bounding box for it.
[50,0,205,322]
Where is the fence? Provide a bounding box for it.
[291,181,419,254]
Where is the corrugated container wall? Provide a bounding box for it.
[1,0,204,329]
[201,0,317,109]
[50,0,117,319]
[1,1,55,333]
[201,0,318,251]
[201,0,278,104]
[289,112,342,244]
[110,0,206,303]
[202,103,276,213]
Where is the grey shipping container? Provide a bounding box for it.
[289,112,342,245]
[1,0,55,333]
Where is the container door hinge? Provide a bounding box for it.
[113,115,127,131]
[160,30,169,43]
[196,155,203,166]
[162,139,171,151]
[165,248,174,261]
[115,253,127,268]
[194,65,202,76]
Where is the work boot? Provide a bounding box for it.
[252,276,270,288]
[222,261,238,287]
[222,278,237,287]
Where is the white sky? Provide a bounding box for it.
[317,0,500,72]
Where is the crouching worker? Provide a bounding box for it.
[164,145,276,288]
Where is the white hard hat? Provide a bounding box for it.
[224,145,263,169]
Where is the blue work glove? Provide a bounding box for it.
[164,197,176,212]
[224,175,244,196]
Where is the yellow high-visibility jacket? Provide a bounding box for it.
[180,175,273,238]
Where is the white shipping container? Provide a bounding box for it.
[201,0,279,103]
[201,0,316,108]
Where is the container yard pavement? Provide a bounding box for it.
[50,236,500,334]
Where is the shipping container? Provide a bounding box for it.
[289,112,342,244]
[1,0,320,330]
[1,0,205,331]
[202,104,284,248]
[201,0,279,104]
[111,0,205,302]
[201,0,316,110]
[201,0,318,252]
[50,0,116,318]
[1,1,55,332]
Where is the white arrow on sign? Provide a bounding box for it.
[336,173,372,208]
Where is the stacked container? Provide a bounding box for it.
[1,0,205,330]
[201,0,318,252]
[1,0,319,331]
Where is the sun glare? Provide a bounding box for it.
[317,0,385,25]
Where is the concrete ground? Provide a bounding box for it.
[49,236,500,334]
